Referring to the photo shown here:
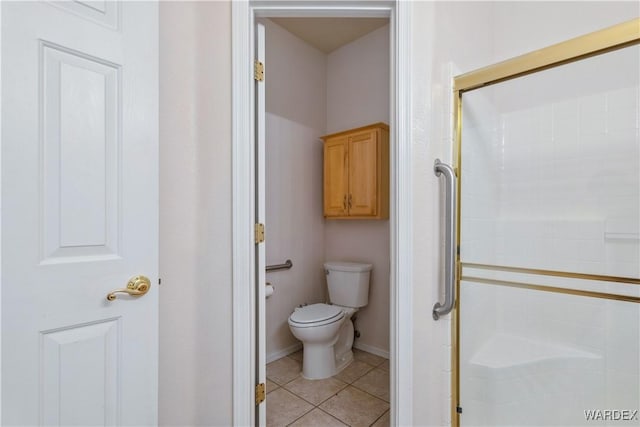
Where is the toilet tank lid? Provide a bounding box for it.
[324,261,373,272]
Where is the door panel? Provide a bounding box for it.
[348,130,377,216]
[42,43,120,261]
[41,318,120,425]
[255,21,267,427]
[2,2,158,424]
[324,136,349,216]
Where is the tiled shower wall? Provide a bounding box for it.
[495,60,639,277]
[459,44,639,426]
[463,45,640,275]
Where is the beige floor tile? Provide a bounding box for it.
[371,410,390,427]
[284,376,347,405]
[267,379,280,394]
[288,408,348,427]
[267,356,301,385]
[319,386,389,427]
[333,359,374,384]
[353,349,386,367]
[288,350,303,362]
[352,368,389,402]
[379,359,389,372]
[266,388,313,427]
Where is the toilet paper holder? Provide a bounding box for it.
[265,282,275,298]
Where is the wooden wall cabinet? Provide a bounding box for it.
[322,123,389,219]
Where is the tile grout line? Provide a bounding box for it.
[349,367,391,403]
[268,351,389,426]
[282,376,349,408]
[285,382,388,425]
[349,382,390,404]
[368,409,390,427]
[283,404,314,427]
[319,407,351,427]
[284,406,349,427]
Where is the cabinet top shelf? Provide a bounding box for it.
[320,122,389,141]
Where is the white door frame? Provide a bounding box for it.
[0,4,3,421]
[231,1,413,425]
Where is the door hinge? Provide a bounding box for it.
[255,382,266,405]
[255,223,265,244]
[254,60,264,81]
[456,406,463,414]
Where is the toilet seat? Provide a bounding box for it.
[289,303,344,328]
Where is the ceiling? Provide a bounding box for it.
[269,18,389,54]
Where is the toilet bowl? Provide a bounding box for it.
[288,303,357,379]
[288,261,372,380]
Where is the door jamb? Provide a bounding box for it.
[231,2,412,425]
[0,3,3,420]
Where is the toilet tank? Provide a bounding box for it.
[324,261,373,308]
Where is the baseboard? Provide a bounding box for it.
[266,342,302,364]
[268,341,388,363]
[353,341,389,359]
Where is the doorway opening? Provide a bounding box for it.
[231,2,412,426]
[260,17,391,426]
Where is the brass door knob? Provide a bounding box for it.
[106,275,151,301]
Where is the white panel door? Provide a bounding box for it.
[1,1,158,425]
[255,22,267,427]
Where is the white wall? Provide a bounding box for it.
[262,19,328,361]
[156,2,638,425]
[159,2,232,425]
[325,24,391,356]
[410,1,640,425]
[262,21,391,359]
[411,3,495,425]
[264,19,327,132]
[265,113,327,361]
[326,25,390,134]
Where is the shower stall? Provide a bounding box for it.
[442,19,640,426]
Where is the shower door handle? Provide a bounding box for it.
[433,159,457,320]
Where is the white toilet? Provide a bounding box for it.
[288,261,372,380]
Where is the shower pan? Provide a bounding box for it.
[435,19,640,427]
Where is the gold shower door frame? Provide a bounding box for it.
[451,18,640,427]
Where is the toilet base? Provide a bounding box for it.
[301,339,338,380]
[335,348,353,374]
[300,317,356,380]
[301,345,354,380]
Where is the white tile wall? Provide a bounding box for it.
[459,44,640,426]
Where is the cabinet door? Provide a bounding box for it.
[324,136,349,217]
[348,130,378,216]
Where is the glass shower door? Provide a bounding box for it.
[458,43,640,426]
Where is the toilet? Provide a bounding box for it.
[288,261,372,380]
